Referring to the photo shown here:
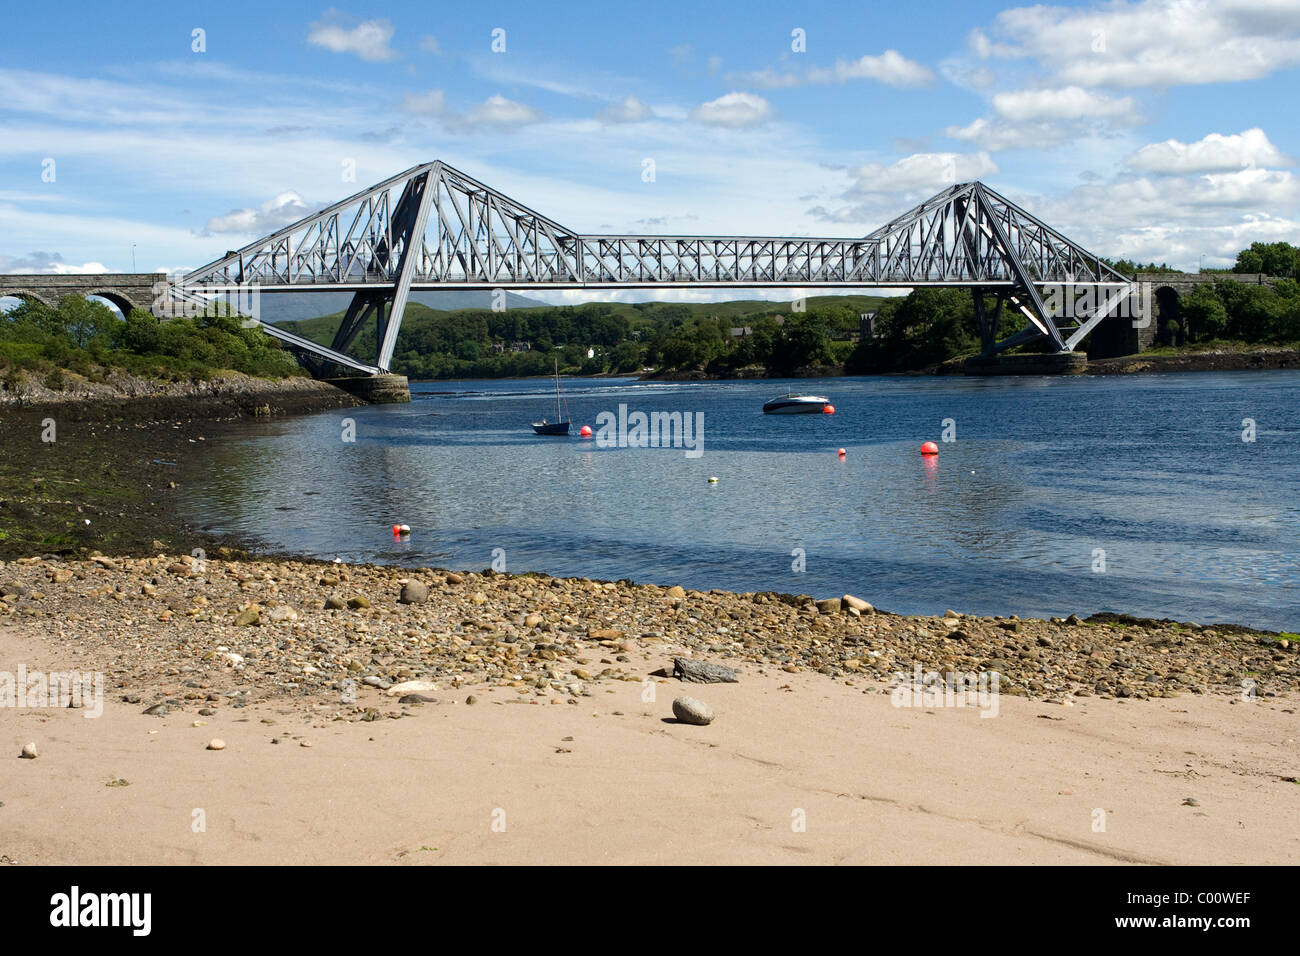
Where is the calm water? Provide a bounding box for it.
[176,372,1300,630]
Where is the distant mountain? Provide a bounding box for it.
[257,289,550,325]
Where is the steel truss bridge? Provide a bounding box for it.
[177,161,1133,376]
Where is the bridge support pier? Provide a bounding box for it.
[963,352,1087,375]
[324,374,411,404]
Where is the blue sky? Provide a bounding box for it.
[3,0,1299,303]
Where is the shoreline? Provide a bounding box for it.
[2,553,1296,865]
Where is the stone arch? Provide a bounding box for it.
[83,290,136,318]
[0,290,55,310]
[1154,286,1183,347]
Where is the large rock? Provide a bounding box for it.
[385,680,437,697]
[841,594,873,613]
[672,696,714,725]
[673,658,738,683]
[233,607,261,626]
[398,581,429,604]
[816,598,842,615]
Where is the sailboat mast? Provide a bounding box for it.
[554,358,562,419]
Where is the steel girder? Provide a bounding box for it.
[180,162,1134,371]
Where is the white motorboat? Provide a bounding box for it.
[762,393,832,415]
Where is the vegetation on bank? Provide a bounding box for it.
[0,296,303,391]
[269,240,1300,379]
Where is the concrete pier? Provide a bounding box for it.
[963,352,1088,376]
[325,374,411,403]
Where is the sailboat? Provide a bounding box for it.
[532,359,571,435]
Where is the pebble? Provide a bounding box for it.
[19,743,38,759]
[672,696,714,725]
[206,739,226,751]
[398,581,429,604]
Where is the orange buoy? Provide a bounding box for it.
[823,404,835,414]
[921,441,939,456]
[579,424,592,437]
[837,448,846,458]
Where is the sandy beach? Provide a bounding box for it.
[2,556,1297,865]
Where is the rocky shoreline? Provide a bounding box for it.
[1,554,1294,717]
[0,378,360,562]
[0,368,362,419]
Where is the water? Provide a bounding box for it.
[176,372,1300,630]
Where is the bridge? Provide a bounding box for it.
[3,162,1145,377]
[172,162,1136,376]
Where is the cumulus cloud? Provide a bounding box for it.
[307,16,398,62]
[0,251,108,274]
[944,116,1071,151]
[445,94,545,131]
[204,192,320,235]
[690,92,773,128]
[847,151,999,197]
[597,95,650,124]
[1126,128,1290,174]
[1025,166,1300,268]
[991,86,1139,123]
[808,50,935,87]
[976,0,1300,88]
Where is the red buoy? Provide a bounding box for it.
[579,424,592,437]
[823,404,835,414]
[921,441,939,455]
[392,524,401,535]
[837,448,846,458]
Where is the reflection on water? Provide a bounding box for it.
[177,371,1300,629]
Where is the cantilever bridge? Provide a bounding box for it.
[169,161,1131,376]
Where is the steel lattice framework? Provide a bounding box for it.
[179,161,1133,375]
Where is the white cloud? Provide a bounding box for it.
[981,0,1300,88]
[401,89,447,116]
[307,17,398,62]
[992,86,1139,122]
[1126,128,1290,174]
[446,94,545,130]
[944,116,1070,151]
[204,192,319,235]
[597,95,650,124]
[690,92,773,128]
[808,50,935,88]
[730,50,934,89]
[418,35,441,55]
[848,151,1000,197]
[1023,167,1300,269]
[0,251,108,274]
